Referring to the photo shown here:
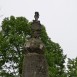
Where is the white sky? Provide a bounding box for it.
[0,0,77,59]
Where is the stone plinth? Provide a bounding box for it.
[22,53,48,77]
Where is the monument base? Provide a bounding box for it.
[22,53,48,77]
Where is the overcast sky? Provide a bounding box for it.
[0,0,77,59]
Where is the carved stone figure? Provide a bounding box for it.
[24,12,44,54]
[34,12,39,21]
[31,12,42,38]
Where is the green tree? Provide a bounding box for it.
[0,16,66,77]
[67,57,77,77]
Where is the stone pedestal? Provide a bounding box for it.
[22,53,48,77]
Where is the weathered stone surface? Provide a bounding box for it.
[22,53,48,77]
[24,38,45,54]
[31,20,42,38]
[22,12,48,77]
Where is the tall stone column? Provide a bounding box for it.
[22,12,49,77]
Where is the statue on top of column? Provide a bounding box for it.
[31,12,42,38]
[22,12,49,77]
[24,12,45,54]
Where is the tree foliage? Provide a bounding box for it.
[67,57,77,77]
[0,16,66,77]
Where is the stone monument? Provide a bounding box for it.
[22,12,48,77]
